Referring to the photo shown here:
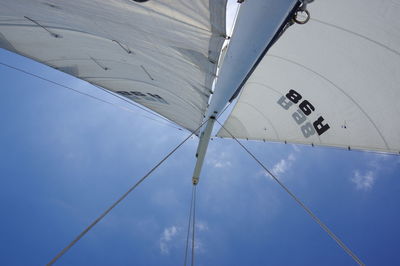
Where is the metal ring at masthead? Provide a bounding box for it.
[294,9,310,24]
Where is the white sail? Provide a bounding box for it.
[218,0,400,154]
[0,0,226,132]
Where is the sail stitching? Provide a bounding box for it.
[239,100,280,139]
[112,39,133,54]
[267,54,390,150]
[90,56,108,71]
[311,18,400,57]
[24,16,60,38]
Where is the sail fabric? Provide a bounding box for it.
[217,0,400,154]
[0,0,226,132]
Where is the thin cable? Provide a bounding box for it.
[0,61,182,131]
[184,103,233,266]
[215,119,365,266]
[191,185,197,266]
[47,118,210,265]
[0,61,115,106]
[183,186,195,266]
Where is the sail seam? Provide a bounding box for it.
[24,16,60,38]
[267,54,390,150]
[239,101,280,139]
[311,18,400,57]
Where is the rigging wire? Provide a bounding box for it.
[46,118,210,265]
[183,185,198,266]
[191,185,197,266]
[215,119,365,266]
[0,61,183,131]
[183,185,195,266]
[183,103,233,266]
[0,59,231,265]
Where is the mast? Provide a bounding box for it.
[191,0,300,185]
[192,117,215,185]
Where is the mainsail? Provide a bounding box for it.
[217,0,400,154]
[0,0,226,132]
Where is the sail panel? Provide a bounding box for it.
[0,0,226,132]
[217,0,400,153]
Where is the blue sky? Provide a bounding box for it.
[1,3,400,265]
[2,48,400,266]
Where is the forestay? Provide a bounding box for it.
[0,0,226,132]
[218,0,400,153]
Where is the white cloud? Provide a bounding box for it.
[368,153,390,169]
[206,151,233,169]
[193,239,205,253]
[160,242,169,254]
[159,226,179,255]
[212,160,232,168]
[291,144,301,152]
[349,153,399,191]
[196,221,209,232]
[271,153,296,176]
[159,223,208,255]
[351,170,375,191]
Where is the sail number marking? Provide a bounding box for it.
[277,89,330,138]
[117,91,169,104]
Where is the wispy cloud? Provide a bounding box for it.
[211,160,232,168]
[351,170,375,190]
[349,153,398,191]
[193,240,205,253]
[368,153,390,169]
[196,221,209,232]
[159,222,208,255]
[272,153,296,176]
[206,151,232,169]
[291,144,301,153]
[159,226,179,255]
